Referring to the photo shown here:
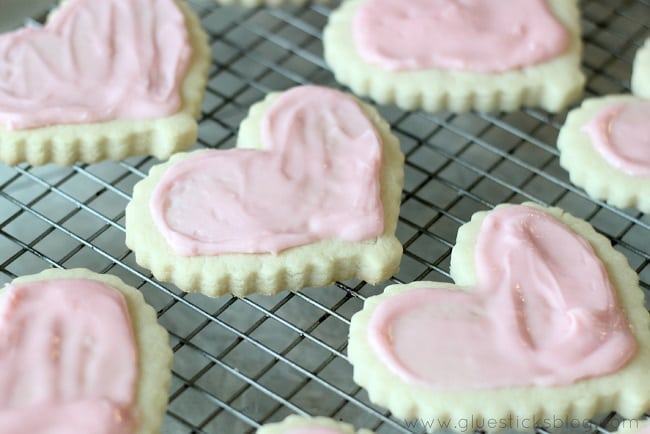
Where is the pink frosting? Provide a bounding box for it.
[150,86,384,256]
[353,0,569,73]
[0,279,138,434]
[583,101,650,177]
[0,0,190,130]
[287,429,344,434]
[368,205,636,390]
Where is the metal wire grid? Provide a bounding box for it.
[0,0,648,433]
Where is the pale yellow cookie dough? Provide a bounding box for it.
[632,39,650,99]
[3,268,173,434]
[125,89,404,297]
[349,203,650,433]
[0,0,211,166]
[257,415,374,434]
[557,95,650,213]
[323,0,585,113]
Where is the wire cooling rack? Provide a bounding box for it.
[0,0,649,433]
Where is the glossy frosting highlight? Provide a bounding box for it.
[353,0,569,73]
[368,205,636,390]
[0,0,190,130]
[0,279,138,434]
[150,86,384,255]
[584,101,650,177]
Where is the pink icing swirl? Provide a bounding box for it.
[583,101,650,177]
[368,205,636,390]
[0,0,191,130]
[150,86,384,256]
[353,0,569,73]
[0,279,138,434]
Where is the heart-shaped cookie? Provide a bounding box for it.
[125,85,404,296]
[349,204,650,432]
[558,40,650,213]
[323,0,585,112]
[0,268,172,434]
[558,96,650,213]
[0,0,210,166]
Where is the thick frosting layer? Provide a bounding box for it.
[0,279,138,434]
[0,0,190,130]
[150,86,384,255]
[353,0,569,73]
[368,205,636,390]
[584,101,650,177]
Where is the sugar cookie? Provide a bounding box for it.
[349,204,650,432]
[126,85,404,296]
[0,268,172,434]
[324,0,584,113]
[0,0,210,166]
[557,96,650,212]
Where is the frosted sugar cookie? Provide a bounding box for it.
[324,0,584,113]
[632,39,650,98]
[557,95,650,212]
[0,268,172,434]
[125,85,404,297]
[349,204,650,432]
[257,415,373,434]
[0,0,210,166]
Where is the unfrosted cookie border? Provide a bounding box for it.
[323,0,585,113]
[0,0,211,166]
[257,415,374,434]
[3,268,173,434]
[632,39,650,99]
[349,203,650,432]
[125,89,404,297]
[557,95,650,213]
